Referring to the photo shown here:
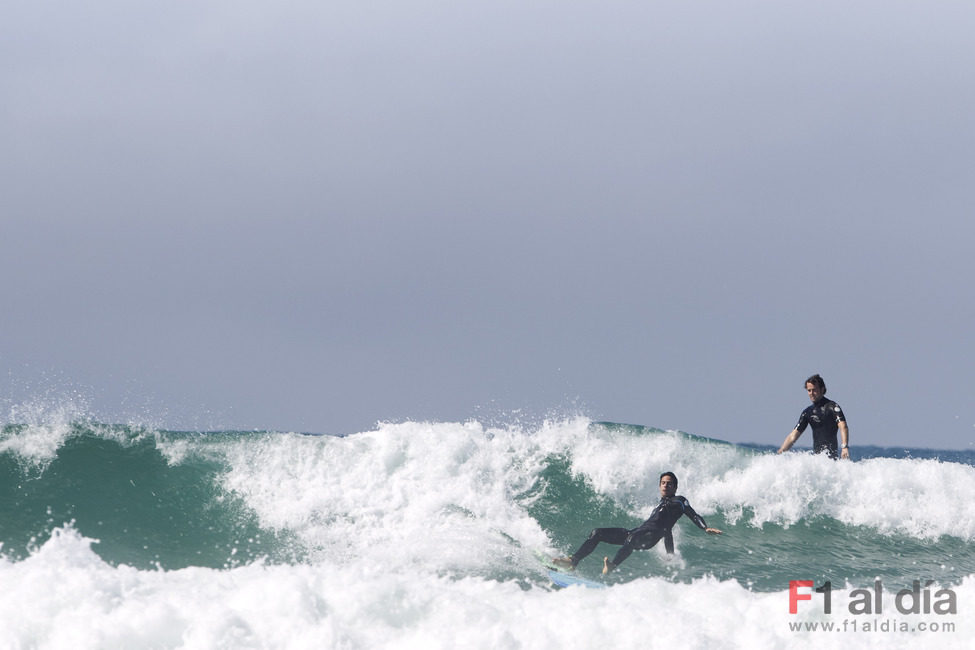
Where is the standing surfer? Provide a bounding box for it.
[552,472,722,574]
[778,373,850,460]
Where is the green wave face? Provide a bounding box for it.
[1,425,299,569]
[2,419,973,593]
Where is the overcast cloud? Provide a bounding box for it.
[3,1,974,449]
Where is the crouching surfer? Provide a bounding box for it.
[552,472,722,574]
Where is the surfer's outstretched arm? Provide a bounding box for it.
[778,428,802,453]
[683,500,722,535]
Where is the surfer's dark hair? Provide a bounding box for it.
[659,472,678,488]
[805,374,827,393]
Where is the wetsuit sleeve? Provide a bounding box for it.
[794,408,809,433]
[831,402,846,424]
[681,500,709,530]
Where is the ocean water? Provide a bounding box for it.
[2,412,973,649]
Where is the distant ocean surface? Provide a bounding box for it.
[2,414,973,649]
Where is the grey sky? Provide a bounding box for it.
[3,1,974,449]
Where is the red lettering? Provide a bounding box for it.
[789,580,814,614]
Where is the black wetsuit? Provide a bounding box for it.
[795,397,846,459]
[568,495,709,568]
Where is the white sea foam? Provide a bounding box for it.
[215,419,579,571]
[692,451,975,540]
[0,400,84,470]
[1,524,970,650]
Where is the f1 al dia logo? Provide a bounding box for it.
[789,580,958,615]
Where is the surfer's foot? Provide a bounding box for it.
[552,557,575,570]
[602,557,616,574]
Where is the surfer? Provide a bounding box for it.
[778,373,850,460]
[552,472,722,574]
